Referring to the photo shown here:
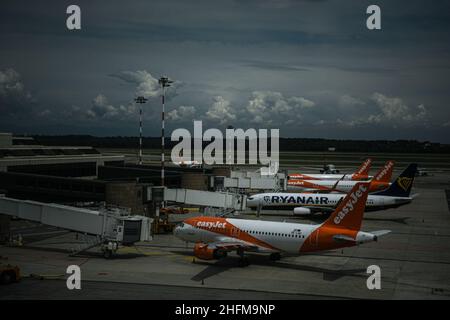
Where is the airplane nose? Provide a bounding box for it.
[173,223,185,238]
[246,197,258,207]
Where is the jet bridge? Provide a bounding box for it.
[0,195,152,258]
[147,187,247,211]
[211,169,287,192]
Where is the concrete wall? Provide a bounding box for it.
[105,182,146,215]
[0,214,11,243]
[181,172,209,190]
[0,133,12,148]
[212,167,231,177]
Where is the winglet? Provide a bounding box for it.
[352,158,372,180]
[373,160,395,183]
[322,182,370,231]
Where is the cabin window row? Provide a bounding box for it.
[245,230,305,238]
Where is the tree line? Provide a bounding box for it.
[27,135,450,154]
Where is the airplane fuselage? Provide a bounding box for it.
[174,217,376,254]
[289,173,373,181]
[246,192,411,212]
[287,179,390,193]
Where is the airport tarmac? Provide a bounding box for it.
[1,174,450,300]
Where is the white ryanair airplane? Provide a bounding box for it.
[174,182,390,264]
[247,164,417,215]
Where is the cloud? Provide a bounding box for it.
[240,60,310,72]
[0,68,35,115]
[80,94,138,121]
[338,94,365,108]
[110,70,182,100]
[245,91,315,124]
[37,109,52,117]
[0,67,438,141]
[205,96,236,125]
[329,93,428,128]
[370,92,427,124]
[167,105,196,121]
[66,70,185,123]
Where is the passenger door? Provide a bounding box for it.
[231,227,240,238]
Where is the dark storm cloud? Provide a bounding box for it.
[0,0,450,142]
[0,68,36,116]
[240,59,396,75]
[240,60,311,72]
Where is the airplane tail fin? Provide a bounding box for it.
[352,158,372,180]
[372,163,417,197]
[322,182,370,231]
[372,160,395,183]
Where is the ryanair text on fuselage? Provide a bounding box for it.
[264,195,329,205]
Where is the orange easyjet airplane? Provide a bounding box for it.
[174,182,390,265]
[287,160,395,193]
[289,158,373,181]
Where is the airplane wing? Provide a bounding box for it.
[330,175,346,191]
[310,175,346,193]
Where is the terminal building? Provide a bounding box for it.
[0,132,287,242]
[0,133,124,176]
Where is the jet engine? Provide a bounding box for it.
[293,207,312,215]
[193,242,227,260]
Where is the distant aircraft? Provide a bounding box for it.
[414,167,446,176]
[289,158,372,181]
[416,169,428,177]
[174,182,390,265]
[172,160,202,168]
[247,163,417,215]
[287,160,395,193]
[320,164,339,174]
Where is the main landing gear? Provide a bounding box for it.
[237,248,250,267]
[269,252,281,261]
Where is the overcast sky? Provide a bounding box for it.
[1,0,450,142]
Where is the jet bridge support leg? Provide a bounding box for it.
[101,241,119,259]
[69,234,118,259]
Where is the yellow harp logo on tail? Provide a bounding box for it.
[398,177,413,191]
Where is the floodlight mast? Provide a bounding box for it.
[158,76,173,193]
[134,96,148,165]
